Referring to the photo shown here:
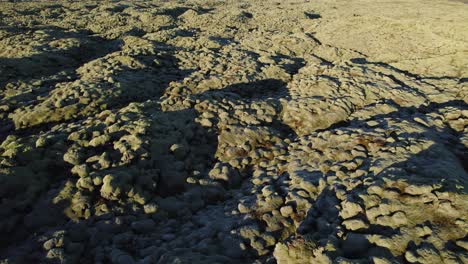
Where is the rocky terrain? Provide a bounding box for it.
[0,0,467,263]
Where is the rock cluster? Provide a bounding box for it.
[0,0,467,263]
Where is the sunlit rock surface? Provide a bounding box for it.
[0,0,467,263]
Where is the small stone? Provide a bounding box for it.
[46,248,65,260]
[199,118,212,127]
[404,185,433,195]
[98,152,112,169]
[238,203,251,213]
[415,226,432,237]
[35,136,48,148]
[342,219,369,230]
[366,120,379,127]
[143,203,159,214]
[71,164,90,178]
[391,211,407,226]
[340,201,363,219]
[209,162,241,187]
[261,185,275,197]
[76,177,94,191]
[93,175,103,186]
[63,148,84,165]
[455,240,468,250]
[436,201,459,217]
[405,250,419,263]
[413,117,429,127]
[186,177,197,184]
[250,239,268,255]
[280,206,293,217]
[170,144,188,160]
[89,134,111,147]
[32,80,43,86]
[43,239,56,250]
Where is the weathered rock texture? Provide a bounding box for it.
[0,0,467,263]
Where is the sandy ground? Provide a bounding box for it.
[0,0,467,263]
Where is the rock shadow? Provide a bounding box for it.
[0,36,195,142]
[293,99,467,262]
[197,78,297,137]
[0,26,124,141]
[0,42,296,262]
[350,57,466,81]
[0,37,194,261]
[0,26,122,88]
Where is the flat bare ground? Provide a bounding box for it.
[0,0,467,263]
